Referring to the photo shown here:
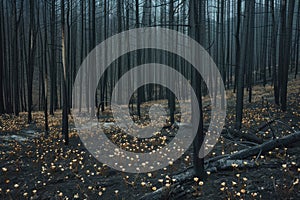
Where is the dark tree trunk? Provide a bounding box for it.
[189,0,205,180]
[43,1,49,133]
[168,0,175,125]
[89,0,96,117]
[235,0,242,130]
[79,0,84,113]
[278,0,295,111]
[12,0,20,116]
[295,3,300,78]
[234,0,241,94]
[0,0,4,114]
[50,0,57,115]
[261,0,269,86]
[136,0,142,117]
[61,0,69,145]
[271,0,279,105]
[247,0,255,103]
[100,0,108,112]
[26,0,37,124]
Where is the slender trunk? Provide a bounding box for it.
[61,0,69,145]
[26,0,37,123]
[271,0,279,105]
[100,0,108,112]
[66,0,71,115]
[89,0,96,117]
[12,0,20,116]
[262,0,269,86]
[79,0,84,112]
[168,0,175,124]
[116,0,123,104]
[189,0,205,180]
[0,1,4,114]
[226,0,231,89]
[136,0,142,117]
[43,1,49,132]
[247,0,255,103]
[235,0,242,129]
[50,0,57,115]
[278,0,295,111]
[295,3,300,78]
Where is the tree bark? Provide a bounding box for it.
[188,0,205,180]
[50,0,57,115]
[26,0,37,123]
[247,0,255,103]
[89,0,96,117]
[278,0,295,111]
[235,0,242,130]
[61,0,69,145]
[261,0,269,86]
[168,0,175,125]
[12,0,20,116]
[0,0,4,114]
[43,1,49,133]
[271,0,279,105]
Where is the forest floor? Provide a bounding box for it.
[0,77,300,200]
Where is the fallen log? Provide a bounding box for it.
[139,131,300,200]
[225,129,264,144]
[220,131,300,161]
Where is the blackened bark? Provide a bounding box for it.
[61,0,69,145]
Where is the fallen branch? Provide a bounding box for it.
[218,131,300,161]
[225,129,264,144]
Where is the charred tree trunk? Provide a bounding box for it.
[278,0,295,111]
[188,0,205,180]
[43,1,49,133]
[235,0,242,130]
[271,0,279,105]
[0,0,4,114]
[61,0,69,145]
[26,0,37,124]
[12,0,20,116]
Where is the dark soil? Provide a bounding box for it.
[0,78,300,200]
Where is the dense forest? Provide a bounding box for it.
[0,0,300,199]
